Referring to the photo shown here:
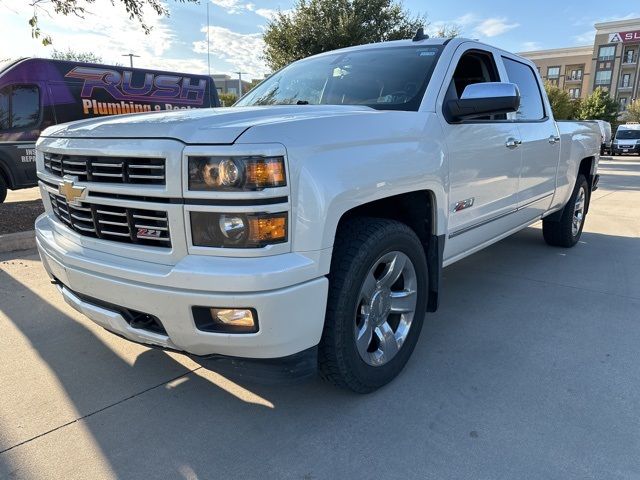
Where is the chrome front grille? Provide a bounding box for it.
[48,193,171,248]
[44,153,166,185]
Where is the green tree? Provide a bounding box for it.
[623,99,640,123]
[51,48,102,63]
[577,87,619,123]
[23,0,197,46]
[544,82,578,120]
[218,92,238,107]
[262,0,427,71]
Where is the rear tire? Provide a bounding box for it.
[0,176,7,204]
[318,217,428,393]
[543,174,589,248]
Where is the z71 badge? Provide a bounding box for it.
[137,228,162,239]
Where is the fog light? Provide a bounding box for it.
[192,306,258,333]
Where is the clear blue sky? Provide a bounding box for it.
[1,0,638,80]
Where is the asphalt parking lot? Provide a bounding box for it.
[1,156,639,480]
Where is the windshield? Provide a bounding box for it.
[236,45,443,111]
[616,128,640,140]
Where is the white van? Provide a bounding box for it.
[612,123,640,155]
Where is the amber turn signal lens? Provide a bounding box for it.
[245,158,286,188]
[248,214,287,244]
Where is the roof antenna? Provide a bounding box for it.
[412,27,429,42]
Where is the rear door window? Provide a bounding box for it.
[0,84,41,130]
[502,57,545,121]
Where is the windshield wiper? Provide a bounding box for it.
[296,100,309,105]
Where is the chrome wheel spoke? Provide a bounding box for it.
[360,271,377,302]
[390,289,417,313]
[572,187,586,236]
[355,322,373,359]
[374,322,399,364]
[378,252,407,289]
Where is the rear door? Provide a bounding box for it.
[502,55,560,218]
[438,45,523,261]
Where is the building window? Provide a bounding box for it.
[598,45,616,61]
[620,97,628,110]
[568,88,581,99]
[621,74,631,88]
[547,66,560,79]
[624,49,636,64]
[595,70,612,85]
[568,69,583,80]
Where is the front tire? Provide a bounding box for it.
[543,174,589,248]
[318,217,428,393]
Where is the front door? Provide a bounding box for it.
[438,47,523,262]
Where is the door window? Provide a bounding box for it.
[445,49,504,120]
[0,87,9,130]
[0,84,40,130]
[502,57,545,121]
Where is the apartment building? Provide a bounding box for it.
[520,46,592,99]
[592,19,640,111]
[520,18,640,110]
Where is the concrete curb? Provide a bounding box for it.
[0,230,36,254]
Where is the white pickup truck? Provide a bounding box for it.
[34,36,600,392]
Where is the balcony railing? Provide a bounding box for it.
[566,75,583,82]
[619,82,633,89]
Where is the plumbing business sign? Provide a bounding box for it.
[609,30,640,43]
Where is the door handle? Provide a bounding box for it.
[548,135,561,144]
[505,138,522,149]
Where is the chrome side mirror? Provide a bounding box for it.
[446,82,521,121]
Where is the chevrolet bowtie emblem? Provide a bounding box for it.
[58,176,86,204]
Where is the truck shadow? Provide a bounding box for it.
[1,224,640,478]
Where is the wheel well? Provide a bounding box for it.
[0,160,12,189]
[579,157,594,182]
[338,191,435,245]
[336,190,443,312]
[579,157,595,213]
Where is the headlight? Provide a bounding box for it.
[190,211,287,248]
[188,156,286,191]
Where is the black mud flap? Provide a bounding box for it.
[426,234,445,312]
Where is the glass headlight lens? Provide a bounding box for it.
[189,156,286,191]
[191,211,288,248]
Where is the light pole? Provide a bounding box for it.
[206,2,211,77]
[234,71,248,97]
[122,53,140,68]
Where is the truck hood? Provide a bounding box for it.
[40,105,377,144]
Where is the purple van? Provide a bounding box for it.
[0,58,220,202]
